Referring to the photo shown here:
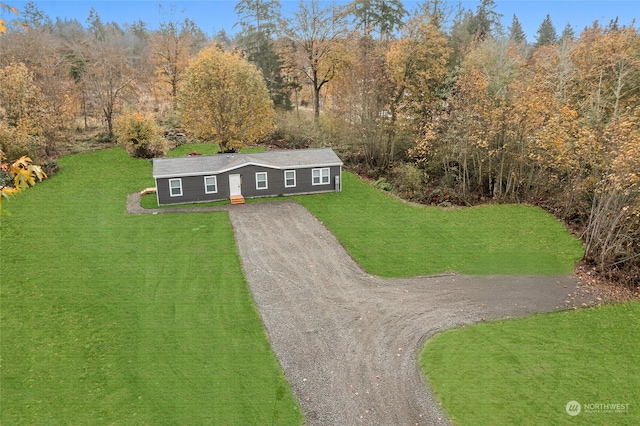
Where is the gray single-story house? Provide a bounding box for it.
[152,148,343,205]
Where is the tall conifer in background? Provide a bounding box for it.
[535,14,558,47]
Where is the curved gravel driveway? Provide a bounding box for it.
[126,195,596,424]
[225,201,596,426]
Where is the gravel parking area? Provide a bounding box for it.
[226,201,596,425]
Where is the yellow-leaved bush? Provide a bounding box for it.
[0,151,47,215]
[114,110,167,159]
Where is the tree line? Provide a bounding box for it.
[0,0,638,288]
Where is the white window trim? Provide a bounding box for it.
[204,175,218,194]
[284,170,296,188]
[256,172,268,190]
[312,168,330,185]
[169,178,183,197]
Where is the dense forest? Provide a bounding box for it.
[0,0,638,289]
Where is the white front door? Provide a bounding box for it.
[229,174,242,196]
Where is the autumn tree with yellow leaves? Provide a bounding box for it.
[179,46,275,152]
[409,25,640,286]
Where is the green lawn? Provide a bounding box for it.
[421,302,640,425]
[2,145,630,425]
[297,172,584,277]
[0,148,302,424]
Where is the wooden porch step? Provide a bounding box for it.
[230,195,245,205]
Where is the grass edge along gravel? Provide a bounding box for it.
[0,147,303,425]
[296,172,584,277]
[421,301,640,425]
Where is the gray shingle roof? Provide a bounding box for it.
[153,148,343,179]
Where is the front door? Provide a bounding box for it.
[229,174,242,196]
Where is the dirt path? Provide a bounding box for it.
[225,201,596,425]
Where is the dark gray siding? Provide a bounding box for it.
[156,165,341,205]
[156,174,231,205]
[232,165,341,198]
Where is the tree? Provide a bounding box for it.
[469,0,502,41]
[386,18,450,163]
[535,14,558,47]
[448,6,474,68]
[235,0,291,109]
[179,46,275,152]
[151,17,202,108]
[351,0,406,39]
[0,9,79,157]
[0,62,53,161]
[582,108,640,285]
[17,1,51,29]
[561,23,575,43]
[418,0,453,31]
[508,14,526,44]
[570,27,640,125]
[282,0,350,119]
[235,0,280,35]
[328,34,393,166]
[82,10,140,137]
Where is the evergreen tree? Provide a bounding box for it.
[234,0,280,36]
[607,17,619,32]
[448,7,474,68]
[508,14,526,43]
[535,14,558,47]
[469,0,502,41]
[351,0,406,39]
[418,0,450,30]
[560,23,575,43]
[234,0,291,109]
[19,1,52,29]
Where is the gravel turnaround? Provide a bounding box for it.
[225,201,596,426]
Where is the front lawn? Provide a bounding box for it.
[421,302,640,425]
[0,148,302,425]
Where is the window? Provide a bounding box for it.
[312,168,330,185]
[169,178,182,197]
[284,170,296,188]
[256,172,268,190]
[204,176,218,194]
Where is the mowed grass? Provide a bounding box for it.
[297,172,583,277]
[0,148,302,424]
[421,302,640,425]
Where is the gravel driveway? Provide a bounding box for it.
[226,201,596,425]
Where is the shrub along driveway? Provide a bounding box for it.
[226,201,596,425]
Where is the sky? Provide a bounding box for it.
[5,0,640,42]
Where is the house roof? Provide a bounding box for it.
[153,148,343,179]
